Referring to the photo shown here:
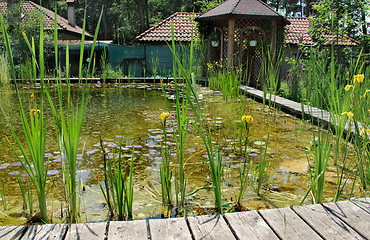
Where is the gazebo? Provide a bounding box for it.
[195,0,289,86]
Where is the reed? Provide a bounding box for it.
[0,53,10,86]
[17,177,28,211]
[263,46,283,118]
[302,119,332,204]
[43,6,103,223]
[1,181,6,211]
[168,24,225,214]
[237,115,253,207]
[1,10,49,221]
[257,130,270,195]
[99,136,135,220]
[159,113,173,206]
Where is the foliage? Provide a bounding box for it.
[4,1,54,67]
[312,0,369,52]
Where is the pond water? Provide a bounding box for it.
[0,83,359,225]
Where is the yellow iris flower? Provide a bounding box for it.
[341,111,354,120]
[242,115,253,123]
[160,112,171,121]
[345,85,353,92]
[363,89,370,98]
[353,74,364,84]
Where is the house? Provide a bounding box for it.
[136,7,358,82]
[136,12,200,44]
[0,0,93,40]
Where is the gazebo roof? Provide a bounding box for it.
[196,0,288,23]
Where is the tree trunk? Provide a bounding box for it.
[136,0,145,32]
[144,0,149,30]
[361,8,367,36]
[102,5,108,40]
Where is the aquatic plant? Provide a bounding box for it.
[168,23,225,214]
[0,53,10,86]
[207,65,242,100]
[237,115,253,207]
[262,46,283,118]
[257,130,270,196]
[159,112,173,206]
[99,134,135,220]
[44,6,103,223]
[1,10,50,222]
[1,181,6,211]
[302,119,332,204]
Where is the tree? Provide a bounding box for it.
[312,0,369,51]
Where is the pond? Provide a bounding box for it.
[0,83,359,225]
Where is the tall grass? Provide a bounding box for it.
[0,53,10,86]
[207,65,242,100]
[237,115,253,207]
[1,10,49,222]
[99,135,135,220]
[168,24,225,214]
[262,46,283,117]
[159,112,173,206]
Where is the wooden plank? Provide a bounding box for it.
[65,222,107,240]
[149,218,191,240]
[224,211,279,240]
[323,200,370,238]
[187,214,235,240]
[21,224,67,240]
[351,197,370,214]
[0,225,27,240]
[259,207,321,240]
[108,220,148,240]
[293,204,365,240]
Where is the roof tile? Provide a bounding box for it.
[0,1,92,38]
[136,12,200,42]
[286,17,358,46]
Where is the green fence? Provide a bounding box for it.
[60,42,192,77]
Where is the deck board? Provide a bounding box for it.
[0,225,27,240]
[187,214,236,240]
[323,200,370,238]
[259,207,322,239]
[108,220,148,240]
[224,211,279,240]
[0,198,369,239]
[64,222,107,240]
[20,224,67,240]
[149,217,191,240]
[293,204,365,240]
[351,197,370,214]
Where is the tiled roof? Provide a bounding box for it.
[136,13,358,46]
[286,17,359,46]
[0,1,92,38]
[136,12,200,42]
[196,0,288,23]
[285,18,315,45]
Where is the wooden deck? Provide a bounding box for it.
[240,86,364,137]
[0,198,368,239]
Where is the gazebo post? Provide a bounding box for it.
[227,18,235,69]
